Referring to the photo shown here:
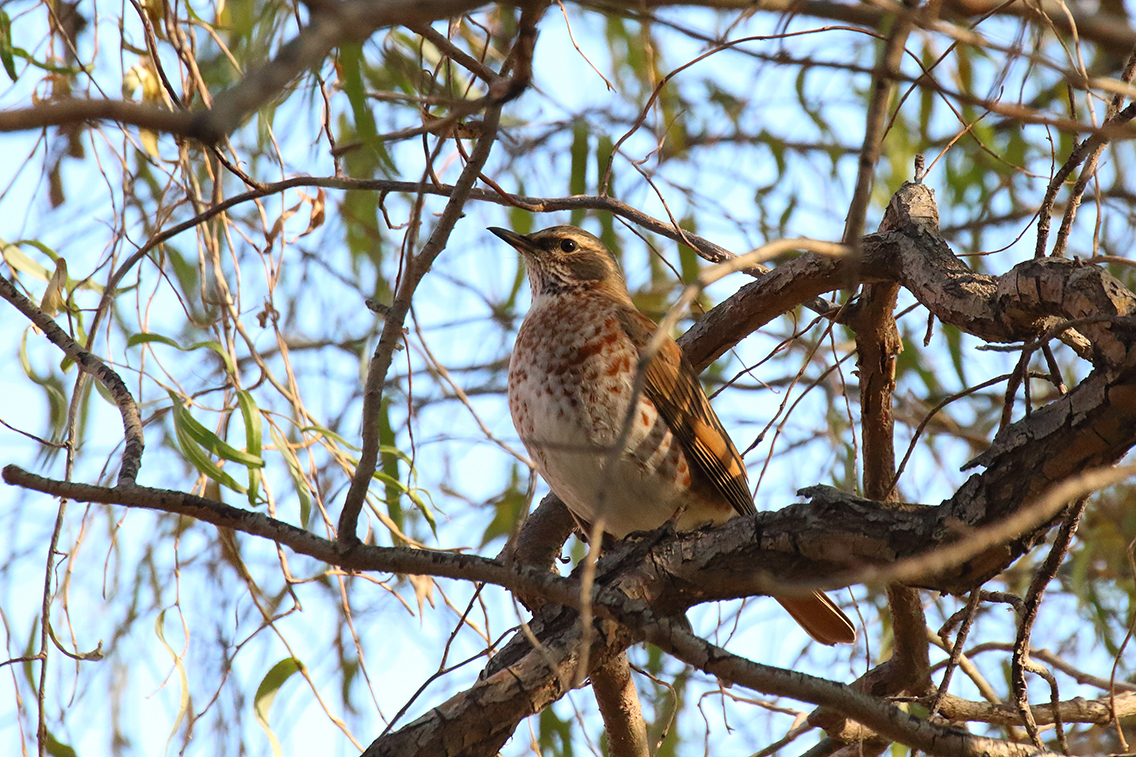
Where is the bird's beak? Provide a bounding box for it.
[488,227,538,255]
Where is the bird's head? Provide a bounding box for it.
[488,225,629,302]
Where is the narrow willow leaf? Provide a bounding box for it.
[128,332,237,376]
[300,423,359,451]
[268,422,312,528]
[167,392,264,468]
[2,240,50,280]
[40,257,68,315]
[0,10,17,81]
[569,120,589,227]
[168,392,251,494]
[237,390,263,506]
[154,609,190,753]
[254,657,305,757]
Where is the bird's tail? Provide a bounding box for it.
[776,592,856,646]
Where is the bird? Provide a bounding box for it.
[490,224,856,646]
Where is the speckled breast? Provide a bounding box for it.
[507,292,702,537]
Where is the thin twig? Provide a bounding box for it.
[843,2,918,246]
[337,104,505,543]
[1011,498,1087,749]
[929,589,983,717]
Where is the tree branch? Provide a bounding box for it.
[634,0,1136,59]
[337,104,504,543]
[641,616,1057,757]
[929,691,1136,726]
[680,182,1136,372]
[0,276,144,486]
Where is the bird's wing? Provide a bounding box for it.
[617,306,857,646]
[615,307,756,516]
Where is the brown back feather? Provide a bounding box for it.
[614,307,756,516]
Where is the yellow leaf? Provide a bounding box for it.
[40,258,68,316]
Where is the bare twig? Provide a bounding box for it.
[929,589,983,716]
[1010,498,1086,749]
[337,103,504,543]
[842,3,917,246]
[962,642,1136,693]
[1050,46,1136,257]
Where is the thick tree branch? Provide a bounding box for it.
[591,654,650,757]
[7,176,1136,756]
[6,445,1135,756]
[929,691,1136,726]
[362,599,635,757]
[681,183,1136,372]
[817,168,932,749]
[498,492,651,757]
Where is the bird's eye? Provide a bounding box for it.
[559,238,578,252]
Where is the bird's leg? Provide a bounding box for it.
[628,502,686,544]
[665,502,689,531]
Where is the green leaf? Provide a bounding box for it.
[406,486,436,534]
[254,657,305,757]
[168,391,263,494]
[480,465,528,547]
[171,414,246,493]
[538,706,575,757]
[43,731,77,757]
[677,232,700,285]
[339,42,395,174]
[128,332,237,376]
[169,392,264,468]
[598,212,618,257]
[508,200,533,236]
[377,399,404,539]
[944,323,967,387]
[19,330,68,442]
[896,330,941,397]
[268,422,313,528]
[0,11,18,82]
[1,239,104,297]
[237,390,263,506]
[377,400,436,537]
[596,133,615,196]
[2,240,50,280]
[919,50,934,139]
[299,423,360,451]
[21,618,36,691]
